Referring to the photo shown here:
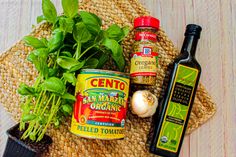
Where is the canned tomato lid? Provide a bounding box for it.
[80,69,130,78]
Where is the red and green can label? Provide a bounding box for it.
[156,64,198,152]
[71,69,130,139]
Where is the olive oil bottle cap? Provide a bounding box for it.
[185,24,202,39]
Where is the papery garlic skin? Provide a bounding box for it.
[131,90,158,118]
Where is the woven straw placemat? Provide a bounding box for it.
[0,0,216,156]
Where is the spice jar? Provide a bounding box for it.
[130,16,160,85]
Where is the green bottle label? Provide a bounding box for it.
[156,64,199,153]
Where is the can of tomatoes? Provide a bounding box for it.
[70,69,130,139]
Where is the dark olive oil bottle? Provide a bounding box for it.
[150,24,202,157]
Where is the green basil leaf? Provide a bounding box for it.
[62,104,73,114]
[117,26,130,42]
[37,15,46,24]
[40,38,48,46]
[95,30,105,44]
[38,116,47,125]
[83,58,99,69]
[69,60,85,72]
[91,13,102,26]
[105,25,130,42]
[73,22,91,43]
[33,48,49,58]
[96,52,109,69]
[28,52,47,78]
[57,56,85,72]
[42,77,66,94]
[80,11,101,26]
[54,119,60,127]
[59,17,74,33]
[20,103,32,114]
[48,68,58,77]
[86,23,101,35]
[18,83,35,96]
[42,0,57,24]
[57,56,79,70]
[79,11,101,34]
[106,24,123,41]
[27,48,49,78]
[41,66,49,79]
[61,51,72,57]
[62,0,78,18]
[48,29,64,52]
[122,26,130,38]
[27,52,37,63]
[63,72,77,86]
[22,114,37,122]
[62,93,76,101]
[23,36,46,49]
[29,132,36,141]
[102,38,125,71]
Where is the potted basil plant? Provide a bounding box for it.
[3,0,129,156]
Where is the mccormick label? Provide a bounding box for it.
[130,47,158,77]
[71,69,130,139]
[130,31,158,77]
[156,65,199,152]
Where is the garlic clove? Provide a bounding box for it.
[131,90,158,118]
[131,91,149,115]
[138,96,158,117]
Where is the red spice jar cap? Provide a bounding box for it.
[134,16,160,29]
